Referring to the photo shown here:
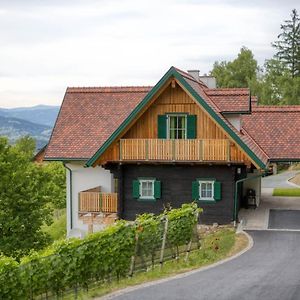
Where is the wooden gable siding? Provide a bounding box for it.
[124,84,225,139]
[95,82,250,165]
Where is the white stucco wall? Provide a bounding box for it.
[65,162,113,237]
[243,171,262,206]
[223,114,241,131]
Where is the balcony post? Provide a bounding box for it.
[119,140,123,161]
[145,139,149,160]
[227,140,231,162]
[199,140,203,161]
[172,139,176,161]
[99,192,103,212]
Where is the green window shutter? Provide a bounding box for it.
[158,115,167,139]
[187,115,197,139]
[192,181,199,200]
[132,180,140,198]
[214,181,222,201]
[154,180,161,199]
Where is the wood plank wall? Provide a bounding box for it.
[124,84,226,139]
[95,83,250,165]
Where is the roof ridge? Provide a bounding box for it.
[67,86,153,93]
[253,105,300,111]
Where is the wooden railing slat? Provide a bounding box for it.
[79,192,118,213]
[119,138,238,162]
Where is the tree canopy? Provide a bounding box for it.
[272,9,300,78]
[0,137,65,259]
[211,47,258,88]
[210,9,300,105]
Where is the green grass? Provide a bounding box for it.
[63,228,246,300]
[43,209,67,241]
[273,188,300,197]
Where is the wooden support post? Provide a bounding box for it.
[184,240,193,262]
[129,229,139,277]
[145,139,149,161]
[227,140,231,162]
[119,140,123,161]
[194,210,201,249]
[88,223,93,234]
[160,217,168,269]
[172,140,176,161]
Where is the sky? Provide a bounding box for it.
[0,0,299,108]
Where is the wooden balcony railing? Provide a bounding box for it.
[120,139,232,162]
[79,192,118,213]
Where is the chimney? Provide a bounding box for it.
[187,70,200,81]
[187,70,217,88]
[199,75,216,89]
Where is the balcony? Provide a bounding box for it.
[119,139,239,162]
[79,189,118,214]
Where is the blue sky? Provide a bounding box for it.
[0,0,298,108]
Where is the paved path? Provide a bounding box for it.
[240,171,300,230]
[108,231,300,300]
[262,170,299,189]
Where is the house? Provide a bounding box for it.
[43,67,300,237]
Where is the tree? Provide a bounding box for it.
[272,9,300,77]
[42,162,66,210]
[210,47,259,88]
[0,137,65,259]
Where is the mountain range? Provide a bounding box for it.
[0,105,60,149]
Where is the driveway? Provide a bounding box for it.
[262,170,299,189]
[107,231,300,300]
[239,171,300,230]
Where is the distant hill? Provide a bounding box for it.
[0,105,60,127]
[0,115,52,149]
[0,105,59,149]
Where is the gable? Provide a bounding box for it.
[125,82,228,140]
[87,68,268,169]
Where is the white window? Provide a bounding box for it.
[167,114,187,139]
[199,181,214,200]
[139,179,155,199]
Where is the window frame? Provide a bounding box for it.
[199,180,215,201]
[139,179,155,200]
[166,114,187,140]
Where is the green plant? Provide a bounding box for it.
[0,255,23,299]
[0,203,200,299]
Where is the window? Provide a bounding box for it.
[167,114,187,139]
[192,179,222,202]
[132,178,161,201]
[199,181,214,200]
[157,114,196,139]
[140,179,155,199]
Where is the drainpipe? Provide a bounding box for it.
[233,173,265,226]
[63,163,73,230]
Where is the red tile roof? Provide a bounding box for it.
[242,106,300,160]
[46,68,300,165]
[205,88,250,113]
[44,87,151,159]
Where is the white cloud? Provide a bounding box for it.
[0,0,298,107]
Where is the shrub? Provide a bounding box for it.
[0,203,200,298]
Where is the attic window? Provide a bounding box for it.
[167,114,187,139]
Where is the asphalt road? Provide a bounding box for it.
[262,171,299,188]
[111,231,300,300]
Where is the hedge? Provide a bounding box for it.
[0,203,201,299]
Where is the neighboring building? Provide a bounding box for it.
[43,67,300,237]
